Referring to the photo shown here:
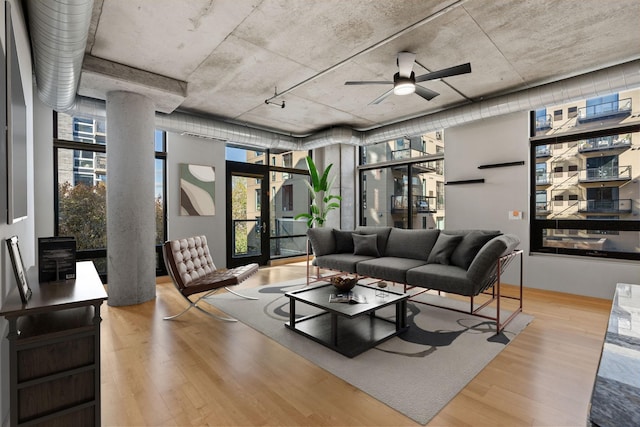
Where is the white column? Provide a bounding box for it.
[106,91,156,306]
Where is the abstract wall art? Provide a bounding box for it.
[179,163,216,216]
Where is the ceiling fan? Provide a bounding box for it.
[345,51,471,104]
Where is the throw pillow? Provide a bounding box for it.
[333,229,355,253]
[352,233,380,257]
[354,226,392,255]
[450,231,501,270]
[426,233,463,265]
[307,227,335,256]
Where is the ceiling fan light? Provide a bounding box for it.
[394,81,415,96]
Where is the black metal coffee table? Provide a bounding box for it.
[284,282,409,357]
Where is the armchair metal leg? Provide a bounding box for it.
[164,289,238,322]
[224,287,259,300]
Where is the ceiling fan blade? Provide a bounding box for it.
[397,51,416,78]
[414,85,440,101]
[345,81,393,85]
[369,88,395,105]
[415,63,471,83]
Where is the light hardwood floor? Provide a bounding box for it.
[100,262,611,426]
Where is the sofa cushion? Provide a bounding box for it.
[333,229,355,253]
[449,231,501,270]
[357,257,427,283]
[426,233,463,265]
[406,264,473,295]
[307,227,335,256]
[313,254,376,274]
[442,229,501,236]
[385,228,440,260]
[352,233,380,257]
[354,226,392,255]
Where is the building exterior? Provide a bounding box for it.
[56,114,107,186]
[533,88,640,253]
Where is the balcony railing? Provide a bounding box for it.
[536,173,552,186]
[535,145,551,158]
[577,165,632,183]
[543,236,607,250]
[390,195,437,213]
[535,202,551,214]
[535,114,552,131]
[578,136,632,153]
[390,148,427,160]
[577,98,632,123]
[414,195,437,213]
[578,199,632,214]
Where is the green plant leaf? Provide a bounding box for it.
[323,194,342,203]
[320,163,333,190]
[302,180,316,200]
[305,156,322,192]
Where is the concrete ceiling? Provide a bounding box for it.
[78,0,640,136]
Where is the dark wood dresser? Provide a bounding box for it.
[0,261,108,426]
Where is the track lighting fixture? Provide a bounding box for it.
[265,99,285,108]
[265,87,286,108]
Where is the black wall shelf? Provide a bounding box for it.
[445,179,485,185]
[478,160,525,169]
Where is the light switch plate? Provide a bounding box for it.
[508,210,523,220]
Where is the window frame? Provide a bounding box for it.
[529,118,640,261]
[358,147,445,229]
[226,147,311,263]
[53,112,168,281]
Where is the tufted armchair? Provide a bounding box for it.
[162,235,259,321]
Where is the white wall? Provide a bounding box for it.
[446,111,639,299]
[166,133,228,266]
[0,1,35,425]
[33,87,54,238]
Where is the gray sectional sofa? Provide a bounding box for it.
[306,226,523,332]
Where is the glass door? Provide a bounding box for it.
[226,162,269,267]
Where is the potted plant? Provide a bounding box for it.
[295,156,341,228]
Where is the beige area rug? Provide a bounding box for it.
[205,278,532,425]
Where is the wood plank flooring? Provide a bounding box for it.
[100,262,611,426]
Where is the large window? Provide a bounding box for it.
[530,91,640,260]
[54,112,167,281]
[360,132,445,229]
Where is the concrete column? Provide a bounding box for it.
[106,91,156,306]
[339,144,356,229]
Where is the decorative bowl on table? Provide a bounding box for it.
[330,275,358,292]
